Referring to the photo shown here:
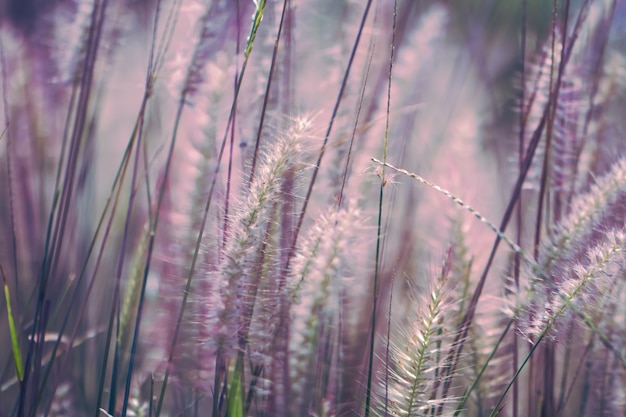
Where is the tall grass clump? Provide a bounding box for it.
[2,0,626,416]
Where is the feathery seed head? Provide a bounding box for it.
[520,230,626,342]
[214,116,312,356]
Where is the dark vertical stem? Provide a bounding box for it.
[212,348,226,417]
[336,36,375,211]
[365,1,396,416]
[534,2,560,416]
[514,1,527,415]
[248,0,290,186]
[282,0,294,117]
[538,2,570,415]
[222,0,241,250]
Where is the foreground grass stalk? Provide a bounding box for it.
[365,1,396,416]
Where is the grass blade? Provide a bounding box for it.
[1,265,23,382]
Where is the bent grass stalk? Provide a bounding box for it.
[370,158,525,259]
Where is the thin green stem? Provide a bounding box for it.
[365,2,396,416]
